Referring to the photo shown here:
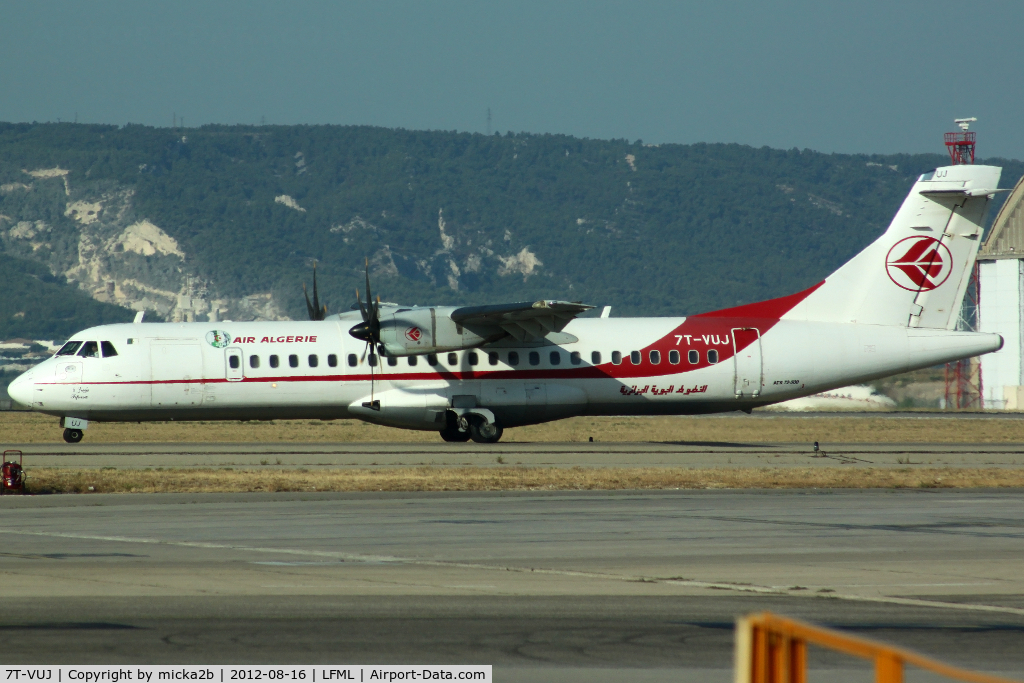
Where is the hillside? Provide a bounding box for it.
[0,251,134,340]
[2,122,1021,332]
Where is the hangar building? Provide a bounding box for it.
[978,173,1024,408]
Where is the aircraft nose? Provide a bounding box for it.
[7,370,34,407]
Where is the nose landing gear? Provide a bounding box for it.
[63,428,84,444]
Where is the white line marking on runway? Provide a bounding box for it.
[3,528,1023,617]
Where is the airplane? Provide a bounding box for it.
[7,163,1007,444]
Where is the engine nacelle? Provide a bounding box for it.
[377,307,499,356]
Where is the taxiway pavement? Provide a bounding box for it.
[5,440,1024,469]
[1,489,1023,681]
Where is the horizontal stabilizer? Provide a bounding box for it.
[919,187,1008,198]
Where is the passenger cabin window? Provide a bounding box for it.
[78,341,99,358]
[630,351,641,365]
[549,351,561,365]
[309,354,319,368]
[488,352,499,366]
[270,355,280,368]
[368,353,378,367]
[387,356,398,367]
[328,354,338,367]
[467,352,478,366]
[591,351,601,365]
[408,355,418,366]
[529,351,540,366]
[249,355,260,369]
[229,355,240,369]
[570,351,581,365]
[649,350,661,364]
[448,352,458,366]
[611,351,622,365]
[56,342,82,356]
[347,353,358,367]
[688,350,699,364]
[507,351,520,366]
[708,349,719,364]
[101,341,118,357]
[669,350,680,364]
[427,354,438,365]
[289,354,299,368]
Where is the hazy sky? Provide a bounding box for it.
[2,0,1022,158]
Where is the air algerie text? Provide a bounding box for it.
[230,336,319,344]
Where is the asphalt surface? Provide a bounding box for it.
[2,489,1023,681]
[6,440,1024,469]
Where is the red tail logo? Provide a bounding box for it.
[885,236,953,292]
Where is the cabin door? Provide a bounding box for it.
[731,328,762,398]
[151,342,203,407]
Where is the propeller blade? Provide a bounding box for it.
[351,259,383,345]
[364,258,373,322]
[355,288,368,322]
[302,262,326,321]
[311,262,323,319]
[303,283,316,321]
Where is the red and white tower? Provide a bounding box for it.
[943,118,984,410]
[944,118,977,165]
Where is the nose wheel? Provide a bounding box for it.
[63,428,84,444]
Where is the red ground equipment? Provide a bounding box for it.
[1,450,25,495]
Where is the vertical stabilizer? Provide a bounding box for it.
[784,165,1001,328]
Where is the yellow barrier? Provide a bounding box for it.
[734,612,1022,683]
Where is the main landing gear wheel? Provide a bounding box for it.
[468,417,503,444]
[439,425,472,442]
[63,428,84,444]
[439,412,472,442]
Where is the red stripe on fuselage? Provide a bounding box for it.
[40,282,825,388]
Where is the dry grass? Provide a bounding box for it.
[18,466,1024,494]
[3,411,1024,444]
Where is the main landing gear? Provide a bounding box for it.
[439,413,503,444]
[63,428,84,444]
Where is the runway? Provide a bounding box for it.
[2,489,1023,681]
[7,440,1024,469]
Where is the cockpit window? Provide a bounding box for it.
[56,341,82,356]
[101,341,118,357]
[78,341,99,358]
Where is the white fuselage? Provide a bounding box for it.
[9,315,1001,430]
[9,162,1008,437]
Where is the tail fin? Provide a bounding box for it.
[785,164,1002,328]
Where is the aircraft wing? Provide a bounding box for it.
[451,300,594,341]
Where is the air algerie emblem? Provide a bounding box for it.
[206,330,232,348]
[885,236,953,292]
[405,326,422,342]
